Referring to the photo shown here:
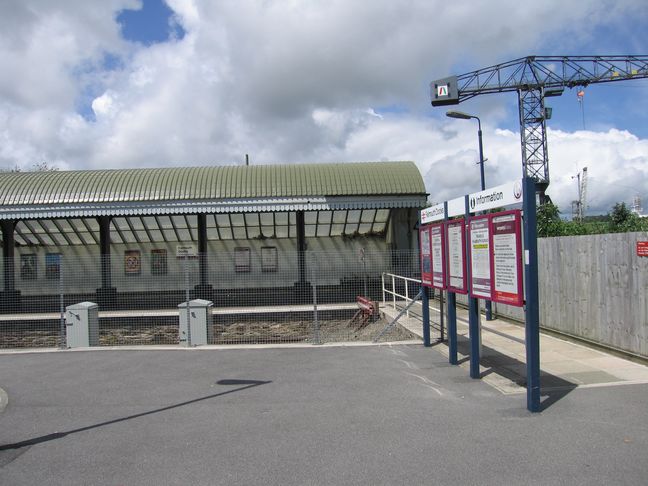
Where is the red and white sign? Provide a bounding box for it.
[490,210,524,307]
[637,241,648,257]
[468,215,492,300]
[430,223,447,289]
[446,219,467,294]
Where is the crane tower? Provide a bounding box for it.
[571,167,588,221]
[431,56,648,203]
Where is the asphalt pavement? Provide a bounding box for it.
[0,344,647,485]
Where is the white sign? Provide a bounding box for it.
[421,196,465,224]
[447,196,465,218]
[468,179,523,213]
[421,203,445,224]
[437,85,448,97]
[469,217,492,299]
[447,222,465,291]
[176,245,197,258]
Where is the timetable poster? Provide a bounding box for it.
[419,226,433,287]
[430,223,446,289]
[469,216,492,300]
[446,219,467,294]
[491,210,524,307]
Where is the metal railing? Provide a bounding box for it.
[381,272,422,319]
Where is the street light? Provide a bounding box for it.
[446,110,485,191]
[446,110,492,320]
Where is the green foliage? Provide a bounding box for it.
[536,202,563,237]
[608,202,646,232]
[537,201,647,237]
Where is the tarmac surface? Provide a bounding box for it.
[1,341,647,485]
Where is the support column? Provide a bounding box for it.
[1,220,20,311]
[96,216,116,306]
[523,177,541,412]
[296,211,307,286]
[465,196,481,379]
[194,213,213,299]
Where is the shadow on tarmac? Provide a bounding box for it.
[0,379,271,453]
[453,335,577,412]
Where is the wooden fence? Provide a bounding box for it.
[493,231,648,358]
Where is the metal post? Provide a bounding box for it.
[58,255,66,349]
[422,285,430,347]
[381,272,386,306]
[444,201,457,364]
[184,256,192,347]
[477,123,493,322]
[405,278,410,317]
[391,274,396,310]
[312,254,320,345]
[439,290,445,343]
[465,195,481,379]
[1,220,15,294]
[362,253,368,297]
[523,177,541,412]
[197,213,208,288]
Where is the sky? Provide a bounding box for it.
[1,0,647,217]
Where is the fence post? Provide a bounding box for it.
[184,256,192,347]
[58,255,66,349]
[381,272,386,306]
[311,254,320,345]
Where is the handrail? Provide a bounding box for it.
[381,272,422,319]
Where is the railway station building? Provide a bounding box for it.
[0,161,427,311]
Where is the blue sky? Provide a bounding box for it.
[0,0,647,215]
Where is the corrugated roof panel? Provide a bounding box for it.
[0,162,426,209]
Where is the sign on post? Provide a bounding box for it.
[420,226,433,286]
[490,210,524,307]
[430,223,446,289]
[468,215,492,300]
[446,219,467,294]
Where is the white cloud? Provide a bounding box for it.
[0,0,646,215]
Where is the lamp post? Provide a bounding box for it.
[446,110,493,321]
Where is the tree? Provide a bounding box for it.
[536,202,563,237]
[608,202,645,232]
[1,161,58,172]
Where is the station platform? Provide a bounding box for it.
[381,301,648,395]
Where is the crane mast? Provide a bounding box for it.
[572,167,588,221]
[431,56,648,202]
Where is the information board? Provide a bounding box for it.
[490,210,524,306]
[419,225,433,286]
[468,215,492,300]
[446,219,467,294]
[430,223,446,289]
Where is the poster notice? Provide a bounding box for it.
[446,219,467,294]
[430,223,446,289]
[637,241,648,257]
[491,210,523,306]
[419,226,433,286]
[469,216,492,299]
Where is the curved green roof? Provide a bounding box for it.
[0,161,425,206]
